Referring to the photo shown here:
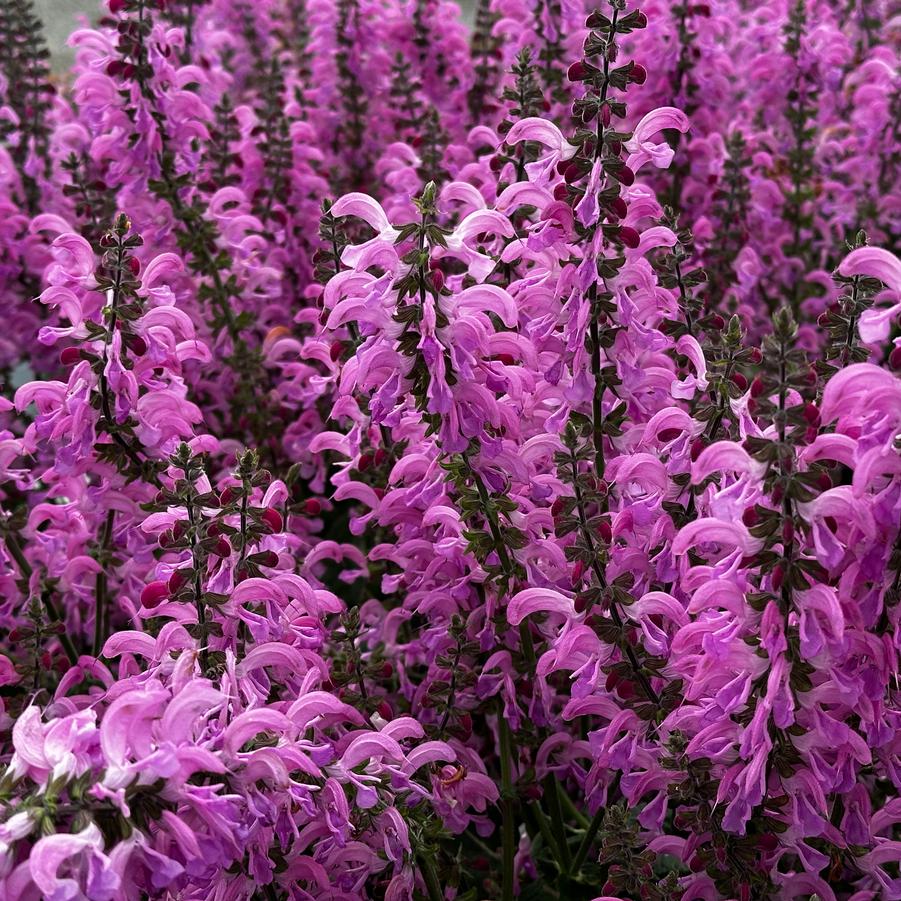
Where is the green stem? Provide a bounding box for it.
[543,774,572,870]
[418,851,445,901]
[570,802,607,875]
[498,708,517,901]
[558,786,589,828]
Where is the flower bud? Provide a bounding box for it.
[615,165,635,186]
[629,63,648,84]
[304,498,322,516]
[168,569,189,594]
[220,486,241,506]
[619,226,640,249]
[127,335,147,356]
[771,564,785,591]
[567,61,588,82]
[731,372,748,391]
[610,196,628,218]
[750,375,766,398]
[890,345,901,370]
[357,453,373,472]
[59,347,81,366]
[260,507,283,533]
[742,507,759,527]
[141,580,169,609]
[329,341,345,361]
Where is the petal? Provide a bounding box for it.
[508,588,576,625]
[837,246,901,293]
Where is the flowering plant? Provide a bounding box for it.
[0,0,899,898]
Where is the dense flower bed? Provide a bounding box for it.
[0,0,899,897]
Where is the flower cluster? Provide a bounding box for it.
[0,0,899,898]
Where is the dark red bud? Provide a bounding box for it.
[429,269,445,292]
[750,376,766,398]
[141,580,169,609]
[257,550,280,567]
[756,833,779,852]
[563,162,584,184]
[329,341,345,362]
[376,700,393,720]
[690,437,706,461]
[127,256,140,276]
[212,536,232,557]
[616,166,635,186]
[742,507,760,527]
[59,347,81,366]
[889,346,901,370]
[303,498,322,516]
[128,335,147,356]
[619,226,640,249]
[109,0,126,12]
[219,486,241,506]
[707,313,726,330]
[748,347,763,364]
[571,559,586,587]
[551,498,566,518]
[731,372,748,391]
[374,448,389,466]
[610,196,628,218]
[772,564,785,591]
[601,105,612,126]
[629,63,648,84]
[635,11,648,26]
[168,569,189,594]
[567,61,588,82]
[553,184,570,201]
[802,403,820,425]
[597,519,612,542]
[357,453,373,472]
[260,508,283,533]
